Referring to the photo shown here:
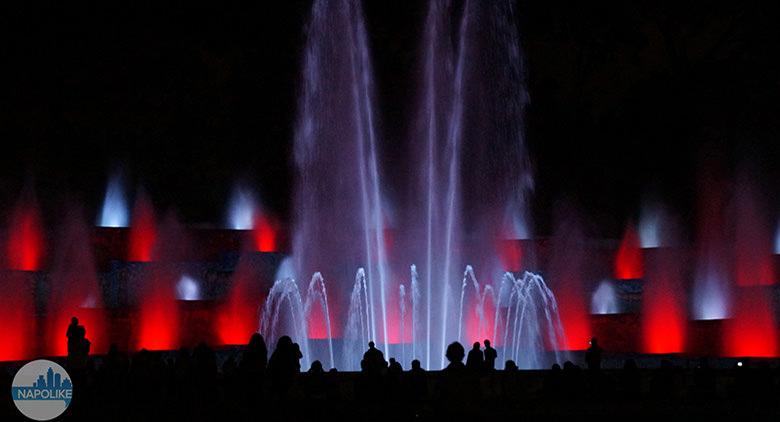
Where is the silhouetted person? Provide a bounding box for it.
[504,360,519,371]
[444,342,466,372]
[268,336,297,398]
[483,339,497,370]
[388,357,403,375]
[585,337,603,370]
[466,342,484,371]
[406,359,427,403]
[361,341,387,374]
[66,317,91,369]
[66,317,80,355]
[304,360,326,401]
[240,333,268,373]
[292,342,303,372]
[308,360,324,374]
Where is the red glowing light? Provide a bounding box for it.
[614,224,643,279]
[218,258,264,345]
[642,248,686,353]
[135,268,179,351]
[136,298,179,351]
[253,214,277,252]
[0,273,35,361]
[129,194,157,262]
[557,293,591,350]
[7,201,44,271]
[725,288,778,357]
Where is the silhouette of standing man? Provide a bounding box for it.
[466,342,484,371]
[585,337,603,370]
[66,317,80,356]
[483,339,497,370]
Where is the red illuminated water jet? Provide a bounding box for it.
[252,213,278,253]
[6,194,45,271]
[549,210,591,350]
[614,224,643,280]
[128,192,157,262]
[135,270,179,351]
[45,209,107,356]
[217,255,265,345]
[134,213,186,351]
[725,287,778,357]
[642,248,686,353]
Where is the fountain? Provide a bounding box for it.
[98,174,129,228]
[262,0,565,370]
[591,281,619,315]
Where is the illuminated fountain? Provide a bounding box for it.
[591,281,619,315]
[97,174,129,228]
[264,0,565,370]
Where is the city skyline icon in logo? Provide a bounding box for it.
[11,359,73,421]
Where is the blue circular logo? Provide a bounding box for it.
[11,360,72,421]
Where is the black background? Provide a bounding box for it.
[1,1,778,238]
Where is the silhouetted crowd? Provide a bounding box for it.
[2,321,780,420]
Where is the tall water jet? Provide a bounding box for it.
[46,207,107,356]
[134,212,188,350]
[548,204,590,349]
[404,0,537,367]
[292,0,389,353]
[642,247,686,353]
[6,190,45,271]
[218,253,266,345]
[692,165,731,320]
[98,174,129,228]
[614,223,644,280]
[591,281,619,315]
[128,190,157,262]
[408,0,464,369]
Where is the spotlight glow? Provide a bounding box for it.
[639,205,661,248]
[98,176,129,228]
[693,264,730,320]
[176,275,201,301]
[591,280,619,314]
[227,186,256,230]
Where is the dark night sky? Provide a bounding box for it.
[1,1,778,238]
